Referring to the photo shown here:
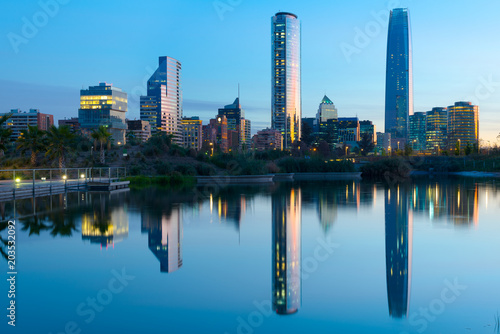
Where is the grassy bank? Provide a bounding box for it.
[125,174,196,189]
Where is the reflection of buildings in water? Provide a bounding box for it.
[81,194,128,247]
[409,182,479,226]
[272,188,301,315]
[317,192,337,234]
[385,186,412,318]
[211,193,248,233]
[141,205,183,273]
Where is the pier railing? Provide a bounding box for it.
[0,167,127,201]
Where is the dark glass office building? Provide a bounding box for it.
[408,112,426,152]
[385,8,413,145]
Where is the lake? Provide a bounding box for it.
[1,177,499,334]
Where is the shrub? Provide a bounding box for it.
[174,164,197,176]
[154,161,172,175]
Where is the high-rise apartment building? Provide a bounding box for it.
[140,56,182,142]
[272,12,301,149]
[385,8,413,145]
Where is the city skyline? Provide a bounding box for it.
[1,0,500,142]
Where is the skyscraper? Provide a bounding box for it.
[385,8,413,145]
[447,101,479,151]
[78,82,127,145]
[140,56,182,142]
[272,12,301,149]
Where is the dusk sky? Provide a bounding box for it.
[1,0,499,142]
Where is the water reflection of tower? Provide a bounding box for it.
[141,205,183,273]
[272,187,301,315]
[385,186,412,318]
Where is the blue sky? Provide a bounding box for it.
[0,0,499,142]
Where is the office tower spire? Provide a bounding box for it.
[385,8,413,145]
[272,12,301,149]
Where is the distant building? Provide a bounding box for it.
[240,118,251,149]
[425,107,447,152]
[316,95,338,127]
[203,116,228,153]
[408,112,426,152]
[58,117,80,132]
[218,97,251,150]
[181,117,202,151]
[140,56,182,142]
[252,128,283,151]
[78,82,127,145]
[302,117,316,133]
[338,117,360,144]
[447,102,479,151]
[376,132,392,152]
[126,119,151,142]
[0,109,54,141]
[272,12,301,149]
[360,120,377,144]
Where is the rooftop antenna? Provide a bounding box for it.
[238,83,240,100]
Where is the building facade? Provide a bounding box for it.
[126,120,151,143]
[385,8,413,145]
[140,56,182,142]
[218,97,251,149]
[360,120,377,144]
[78,82,127,145]
[1,109,54,141]
[338,117,360,144]
[425,107,447,152]
[252,128,283,151]
[408,112,426,152]
[377,132,392,152]
[58,117,80,132]
[272,12,301,149]
[447,101,479,150]
[181,117,202,151]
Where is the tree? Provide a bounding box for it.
[404,143,413,156]
[317,140,331,158]
[45,125,75,169]
[301,121,314,145]
[0,113,13,157]
[464,142,472,156]
[455,141,460,156]
[16,125,46,166]
[91,126,112,164]
[358,133,375,156]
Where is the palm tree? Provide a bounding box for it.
[0,113,13,157]
[91,126,112,164]
[45,125,75,169]
[16,125,46,166]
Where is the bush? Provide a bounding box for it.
[360,158,411,179]
[196,163,216,176]
[174,164,197,176]
[154,161,172,175]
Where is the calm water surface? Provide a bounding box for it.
[1,177,500,334]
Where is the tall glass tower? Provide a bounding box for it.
[272,12,301,149]
[140,56,182,143]
[385,8,413,144]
